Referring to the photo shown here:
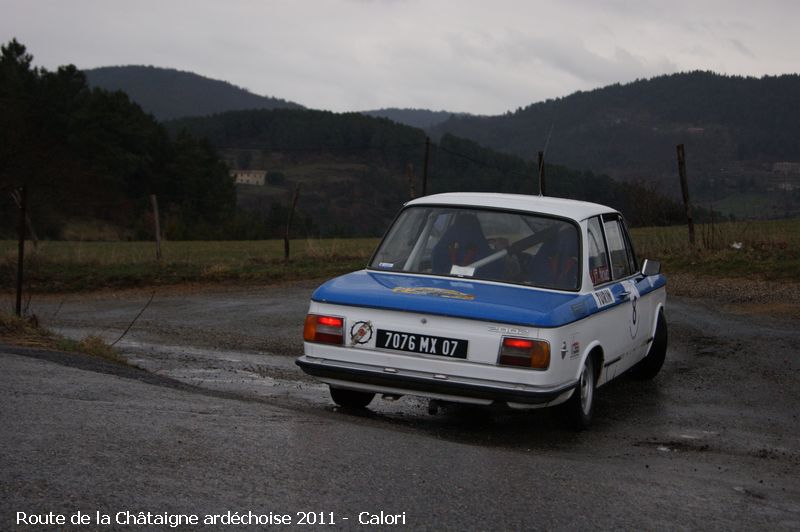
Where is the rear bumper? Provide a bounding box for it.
[296,355,576,406]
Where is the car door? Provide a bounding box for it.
[586,215,630,382]
[601,214,652,374]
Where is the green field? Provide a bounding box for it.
[1,238,378,265]
[633,218,800,280]
[2,218,798,293]
[0,238,379,292]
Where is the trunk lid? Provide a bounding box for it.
[312,270,587,328]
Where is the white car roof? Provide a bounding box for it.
[406,192,617,221]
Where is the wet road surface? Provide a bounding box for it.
[1,282,799,529]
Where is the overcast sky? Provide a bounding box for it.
[2,0,798,115]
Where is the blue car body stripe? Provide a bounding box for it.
[311,271,666,328]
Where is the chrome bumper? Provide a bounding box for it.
[296,355,576,405]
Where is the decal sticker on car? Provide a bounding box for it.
[569,333,581,359]
[349,321,374,345]
[392,287,475,300]
[622,280,641,339]
[571,341,581,358]
[590,266,611,285]
[592,288,614,308]
[571,301,587,317]
[450,265,476,277]
[488,326,530,336]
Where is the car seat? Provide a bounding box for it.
[431,214,492,275]
[529,226,579,289]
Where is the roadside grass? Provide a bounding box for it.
[632,218,800,281]
[1,218,798,293]
[0,238,379,292]
[55,335,124,363]
[0,311,125,363]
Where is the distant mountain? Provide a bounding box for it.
[431,72,800,216]
[361,108,470,129]
[84,65,304,121]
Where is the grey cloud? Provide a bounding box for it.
[490,33,677,86]
[2,0,796,114]
[729,38,754,58]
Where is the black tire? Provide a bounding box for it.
[564,354,596,430]
[329,387,375,409]
[631,310,667,380]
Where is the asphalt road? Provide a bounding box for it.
[1,282,799,530]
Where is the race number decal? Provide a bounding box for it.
[622,280,641,338]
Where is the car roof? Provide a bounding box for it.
[406,192,618,221]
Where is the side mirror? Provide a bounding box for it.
[641,259,661,277]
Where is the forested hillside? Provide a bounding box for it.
[432,72,800,216]
[2,39,698,241]
[170,108,689,237]
[0,40,235,239]
[85,66,303,121]
[361,108,466,129]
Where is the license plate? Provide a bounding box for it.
[376,329,468,358]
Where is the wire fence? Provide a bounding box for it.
[3,137,800,246]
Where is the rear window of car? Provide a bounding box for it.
[369,206,581,291]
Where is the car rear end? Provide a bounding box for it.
[296,194,606,409]
[298,300,578,408]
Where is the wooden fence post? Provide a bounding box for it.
[676,144,695,246]
[11,188,38,249]
[406,163,416,199]
[150,194,162,261]
[422,137,430,197]
[538,151,546,196]
[15,186,27,317]
[284,183,301,261]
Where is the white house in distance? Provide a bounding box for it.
[230,169,267,186]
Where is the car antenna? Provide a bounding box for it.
[538,122,554,197]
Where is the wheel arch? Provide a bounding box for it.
[648,303,666,343]
[579,341,604,385]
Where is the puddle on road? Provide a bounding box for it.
[42,321,799,457]
[50,331,586,449]
[49,324,331,405]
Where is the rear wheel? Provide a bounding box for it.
[631,310,667,380]
[329,387,375,409]
[564,355,596,430]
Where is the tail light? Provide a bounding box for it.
[498,337,550,369]
[303,314,344,345]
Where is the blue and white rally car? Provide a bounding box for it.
[297,193,667,428]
